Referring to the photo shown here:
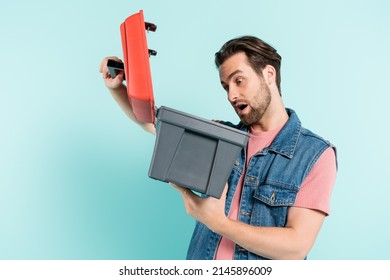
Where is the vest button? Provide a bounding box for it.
[270,191,276,202]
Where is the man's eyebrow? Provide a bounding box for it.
[224,69,243,82]
[220,69,244,87]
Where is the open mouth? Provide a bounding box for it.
[238,104,248,111]
[235,102,249,113]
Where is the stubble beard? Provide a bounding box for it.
[240,84,272,126]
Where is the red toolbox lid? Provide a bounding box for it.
[120,10,156,124]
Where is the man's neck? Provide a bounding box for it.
[250,104,289,132]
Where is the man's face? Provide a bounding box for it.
[219,52,271,126]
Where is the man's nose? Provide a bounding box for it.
[228,88,239,103]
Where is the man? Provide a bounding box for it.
[99,36,337,260]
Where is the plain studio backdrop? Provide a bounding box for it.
[1,0,389,259]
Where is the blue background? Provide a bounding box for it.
[1,0,389,259]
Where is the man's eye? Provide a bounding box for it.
[236,77,243,85]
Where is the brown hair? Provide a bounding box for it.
[215,36,282,94]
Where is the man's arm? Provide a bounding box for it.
[99,56,156,135]
[219,206,325,259]
[172,184,325,260]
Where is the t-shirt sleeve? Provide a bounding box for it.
[293,147,337,216]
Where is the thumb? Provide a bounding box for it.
[220,183,228,200]
[169,182,190,196]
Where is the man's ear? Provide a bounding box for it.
[262,65,276,86]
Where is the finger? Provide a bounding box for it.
[102,69,110,79]
[99,56,121,73]
[101,62,113,79]
[169,183,197,202]
[99,57,108,73]
[214,183,229,202]
[169,182,187,195]
[116,71,124,81]
[221,183,229,198]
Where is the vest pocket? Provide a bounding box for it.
[253,183,297,206]
[250,183,298,227]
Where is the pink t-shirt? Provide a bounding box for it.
[215,125,337,260]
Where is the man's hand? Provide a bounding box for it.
[170,183,229,233]
[99,56,125,90]
[98,56,156,135]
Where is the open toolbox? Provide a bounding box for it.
[109,10,249,198]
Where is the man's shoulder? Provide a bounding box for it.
[298,126,337,168]
[300,126,327,140]
[300,126,333,147]
[287,108,333,147]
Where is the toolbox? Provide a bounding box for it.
[110,10,249,198]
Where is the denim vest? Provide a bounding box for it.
[186,108,336,260]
